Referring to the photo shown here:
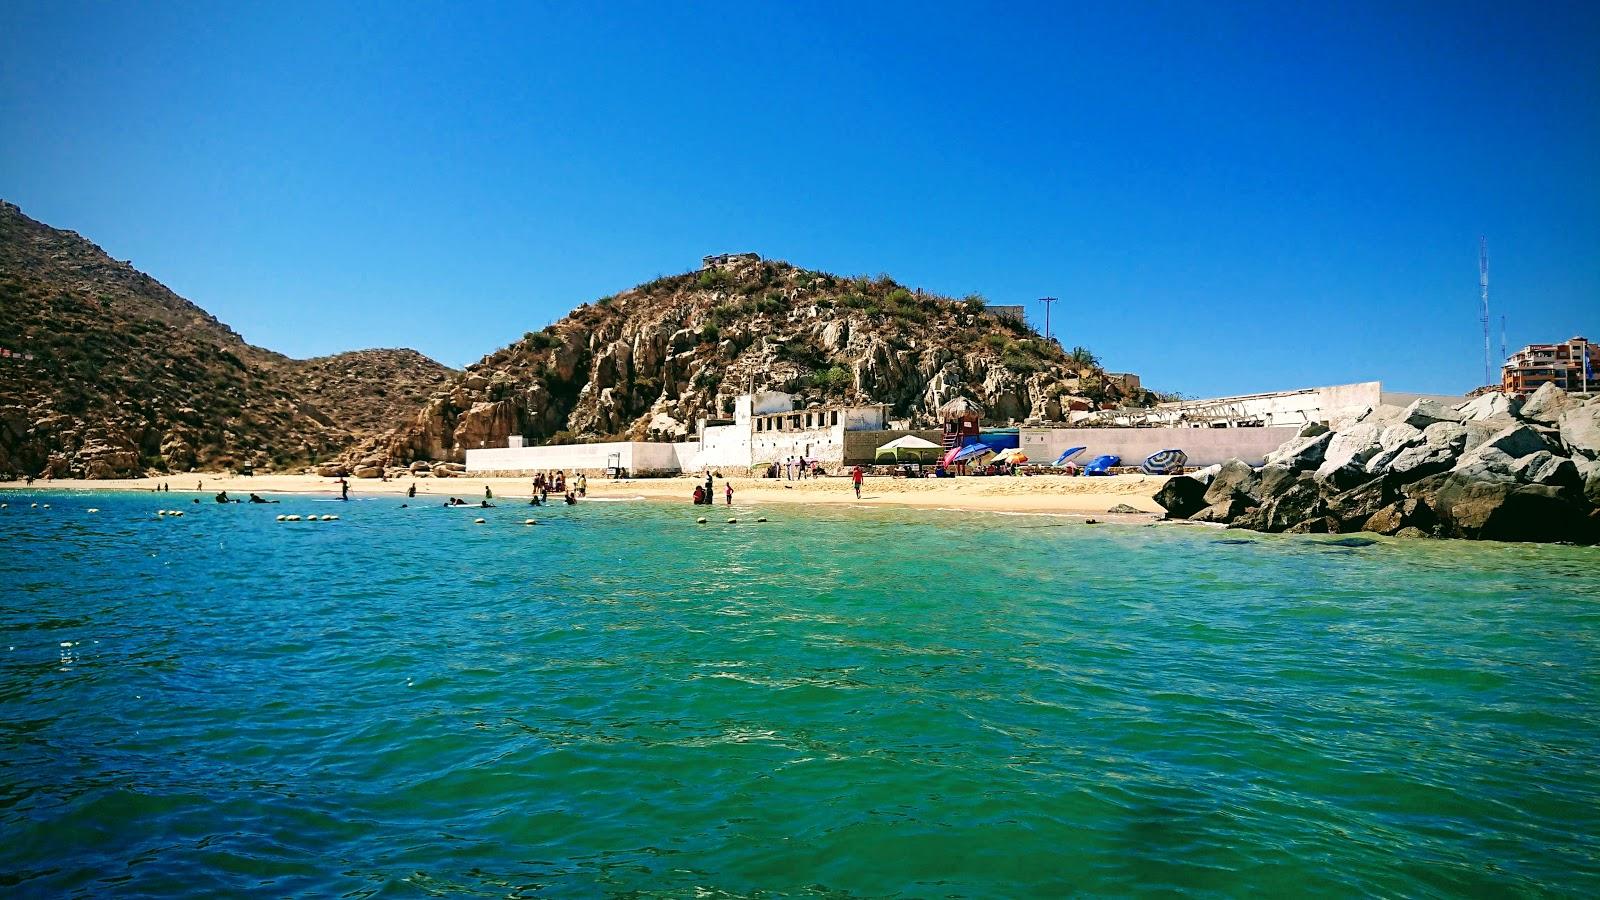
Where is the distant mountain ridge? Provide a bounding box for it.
[0,201,454,477]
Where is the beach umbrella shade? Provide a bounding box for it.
[1084,454,1121,475]
[993,448,1029,464]
[874,434,943,462]
[952,443,995,464]
[1140,449,1188,475]
[1053,446,1087,466]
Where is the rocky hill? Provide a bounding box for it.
[0,201,453,477]
[369,254,1154,466]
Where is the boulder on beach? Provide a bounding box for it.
[1153,476,1208,519]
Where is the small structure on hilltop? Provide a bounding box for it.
[701,252,761,270]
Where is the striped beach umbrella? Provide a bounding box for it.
[1140,449,1188,475]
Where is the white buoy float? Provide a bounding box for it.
[696,517,707,524]
[308,514,322,521]
[324,514,339,521]
[276,514,287,521]
[87,508,99,513]
[757,517,767,522]
[524,519,538,525]
[474,517,486,524]
[285,514,301,521]
[727,518,738,524]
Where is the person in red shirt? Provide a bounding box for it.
[851,465,864,499]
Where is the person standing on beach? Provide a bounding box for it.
[725,481,733,505]
[851,465,864,499]
[577,474,587,497]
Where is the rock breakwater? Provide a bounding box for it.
[1155,383,1600,543]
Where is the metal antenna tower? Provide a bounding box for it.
[1038,297,1058,341]
[1479,237,1491,386]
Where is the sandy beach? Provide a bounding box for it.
[2,471,1170,516]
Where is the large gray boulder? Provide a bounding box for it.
[1400,398,1461,429]
[1362,499,1435,536]
[1407,473,1597,543]
[1263,431,1333,472]
[1519,383,1578,425]
[1315,422,1383,481]
[1450,445,1521,483]
[1510,451,1583,491]
[1476,423,1551,459]
[1364,422,1427,473]
[1257,463,1300,498]
[1325,476,1401,531]
[1251,474,1325,532]
[1558,400,1600,460]
[1577,457,1600,506]
[1457,392,1523,422]
[1204,459,1260,506]
[1384,423,1466,481]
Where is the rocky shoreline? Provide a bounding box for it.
[1154,383,1600,544]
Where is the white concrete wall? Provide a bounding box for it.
[1019,426,1300,467]
[467,441,679,474]
[751,424,844,466]
[1148,381,1383,427]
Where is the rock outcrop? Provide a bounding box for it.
[1156,390,1600,544]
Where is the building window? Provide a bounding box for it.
[832,410,840,426]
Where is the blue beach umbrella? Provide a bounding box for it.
[1084,454,1121,475]
[1140,449,1188,475]
[1053,446,1087,466]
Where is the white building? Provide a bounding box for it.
[465,391,889,475]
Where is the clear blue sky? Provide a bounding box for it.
[3,1,1596,396]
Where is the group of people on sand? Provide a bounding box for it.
[764,456,822,480]
[692,471,733,506]
[528,472,583,506]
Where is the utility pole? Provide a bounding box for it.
[1038,297,1057,342]
[1479,237,1491,387]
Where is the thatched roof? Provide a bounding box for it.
[938,396,983,419]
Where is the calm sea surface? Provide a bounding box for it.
[2,490,1598,897]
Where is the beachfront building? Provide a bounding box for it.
[694,392,891,470]
[465,391,893,475]
[1501,336,1596,395]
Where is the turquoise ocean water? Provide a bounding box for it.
[2,490,1598,897]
